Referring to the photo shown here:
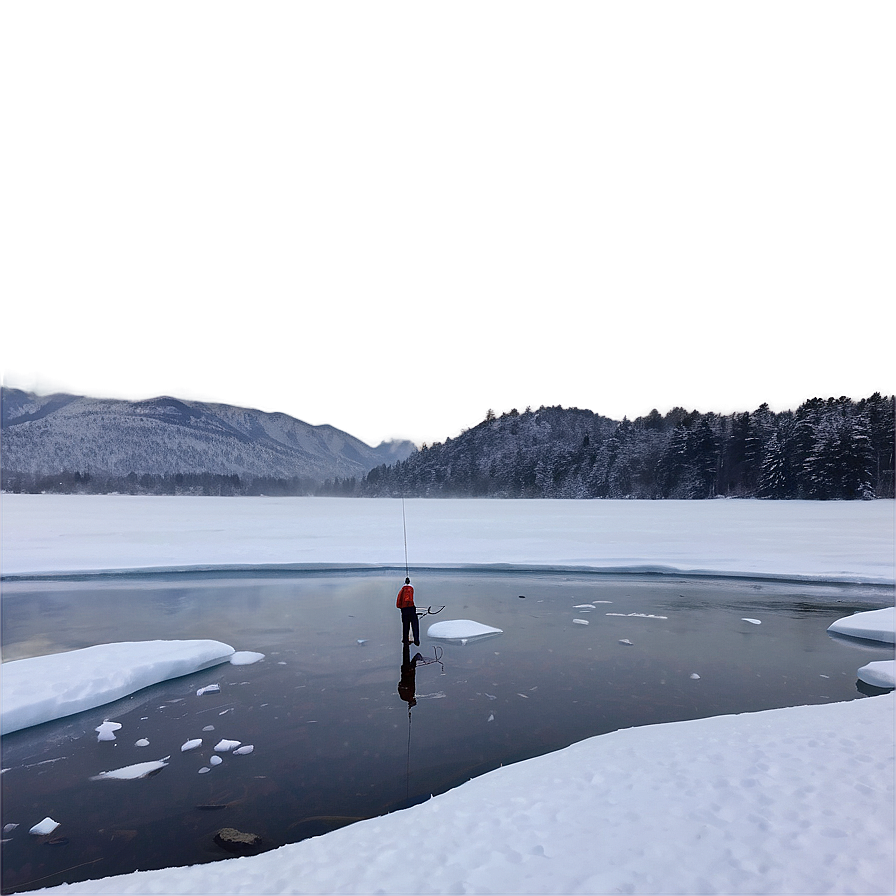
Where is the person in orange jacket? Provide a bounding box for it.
[396,576,419,646]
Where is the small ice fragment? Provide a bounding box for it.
[517,693,529,698]
[135,738,150,748]
[29,817,60,836]
[209,755,223,766]
[218,709,233,716]
[91,758,169,781]
[214,739,241,752]
[233,745,254,755]
[202,725,215,732]
[574,604,596,609]
[690,673,701,680]
[487,713,495,722]
[230,651,265,666]
[573,619,589,625]
[181,739,203,752]
[198,767,211,774]
[820,674,830,679]
[4,824,19,834]
[741,618,762,625]
[357,639,368,646]
[197,684,220,696]
[618,639,633,646]
[95,720,122,742]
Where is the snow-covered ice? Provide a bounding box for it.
[827,606,895,644]
[427,619,504,641]
[0,639,235,735]
[858,660,896,689]
[2,495,893,895]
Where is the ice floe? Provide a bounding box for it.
[29,817,60,836]
[90,758,170,781]
[230,651,265,665]
[1,640,236,734]
[742,617,762,625]
[427,619,503,642]
[828,606,895,644]
[181,739,203,752]
[857,660,896,690]
[95,720,121,742]
[214,739,242,752]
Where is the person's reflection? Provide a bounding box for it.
[398,643,425,708]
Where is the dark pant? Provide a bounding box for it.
[401,606,420,644]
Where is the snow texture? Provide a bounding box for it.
[827,606,895,644]
[0,640,235,734]
[426,619,503,641]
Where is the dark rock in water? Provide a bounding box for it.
[214,827,263,854]
[518,595,526,599]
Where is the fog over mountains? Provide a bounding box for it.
[1,388,416,490]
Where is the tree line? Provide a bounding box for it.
[325,394,894,500]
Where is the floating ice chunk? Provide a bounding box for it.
[1,640,236,735]
[197,684,220,696]
[574,604,595,609]
[202,725,215,732]
[233,745,254,755]
[91,758,169,781]
[3,824,19,834]
[488,713,495,722]
[618,639,633,646]
[427,620,503,642]
[214,739,242,752]
[135,738,150,748]
[828,607,895,644]
[210,755,223,766]
[690,673,701,680]
[95,720,122,742]
[230,651,265,665]
[198,767,210,774]
[606,613,668,620]
[741,618,762,625]
[857,660,895,689]
[573,619,589,626]
[181,739,203,752]
[29,817,60,835]
[357,640,368,646]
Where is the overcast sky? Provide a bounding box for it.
[2,3,893,447]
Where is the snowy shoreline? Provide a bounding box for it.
[2,494,894,895]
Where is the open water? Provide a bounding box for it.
[1,569,892,893]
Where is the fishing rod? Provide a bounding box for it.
[402,497,409,579]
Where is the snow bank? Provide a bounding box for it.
[35,694,895,895]
[427,619,503,641]
[1,640,235,734]
[2,495,893,584]
[828,606,895,644]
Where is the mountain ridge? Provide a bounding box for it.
[0,388,416,488]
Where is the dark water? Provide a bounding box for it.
[1,570,892,893]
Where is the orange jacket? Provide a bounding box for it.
[396,584,415,609]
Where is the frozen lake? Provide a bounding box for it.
[1,568,890,893]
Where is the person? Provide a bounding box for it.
[396,576,419,646]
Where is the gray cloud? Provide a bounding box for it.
[0,0,894,441]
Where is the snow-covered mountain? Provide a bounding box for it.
[0,388,416,484]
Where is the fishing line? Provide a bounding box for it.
[401,497,409,579]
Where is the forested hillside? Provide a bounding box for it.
[330,395,894,500]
